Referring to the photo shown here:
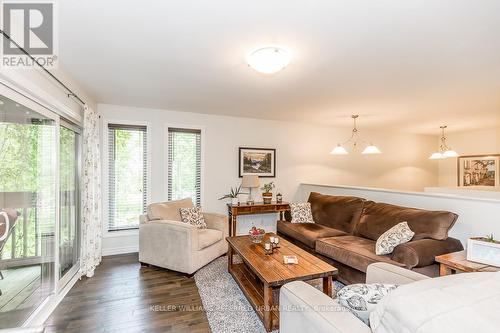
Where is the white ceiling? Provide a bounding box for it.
[59,0,500,134]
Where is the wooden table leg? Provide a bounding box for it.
[439,264,453,276]
[323,275,333,297]
[231,215,236,237]
[227,246,233,271]
[263,284,273,332]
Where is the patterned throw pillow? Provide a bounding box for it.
[337,283,399,326]
[179,206,207,229]
[375,221,415,255]
[289,202,314,223]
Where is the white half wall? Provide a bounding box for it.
[99,103,439,254]
[299,183,500,245]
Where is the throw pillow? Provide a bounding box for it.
[179,206,207,229]
[337,283,399,326]
[375,221,415,255]
[289,202,314,223]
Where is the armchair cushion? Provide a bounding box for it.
[197,229,223,250]
[147,198,194,221]
[391,237,464,268]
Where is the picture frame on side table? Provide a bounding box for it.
[239,147,276,178]
[457,154,500,187]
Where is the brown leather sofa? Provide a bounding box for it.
[278,192,464,284]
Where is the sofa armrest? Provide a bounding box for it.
[203,212,228,237]
[391,237,464,269]
[139,214,148,224]
[366,262,429,285]
[280,281,371,333]
[140,219,198,252]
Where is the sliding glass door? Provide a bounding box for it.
[0,93,57,328]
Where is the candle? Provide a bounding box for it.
[275,237,279,244]
[269,236,275,243]
[265,242,271,250]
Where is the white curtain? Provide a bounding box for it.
[80,105,102,277]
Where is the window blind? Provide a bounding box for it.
[108,124,147,231]
[167,128,202,206]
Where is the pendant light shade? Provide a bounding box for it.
[330,144,348,155]
[429,126,459,160]
[362,144,382,155]
[443,150,459,158]
[330,115,381,156]
[429,152,444,160]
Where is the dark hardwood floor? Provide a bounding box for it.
[44,254,211,333]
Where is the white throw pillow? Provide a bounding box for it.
[337,283,399,325]
[179,206,207,229]
[375,221,415,255]
[289,202,314,223]
[370,272,500,333]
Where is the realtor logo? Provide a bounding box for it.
[1,1,58,68]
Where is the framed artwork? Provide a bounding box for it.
[239,147,276,178]
[458,155,500,187]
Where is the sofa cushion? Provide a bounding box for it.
[355,201,458,241]
[316,236,405,273]
[289,202,315,223]
[307,192,366,234]
[197,229,222,250]
[277,220,347,248]
[179,206,207,229]
[375,221,415,255]
[338,283,399,326]
[147,198,194,221]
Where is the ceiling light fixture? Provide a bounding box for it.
[246,46,291,74]
[429,125,458,160]
[330,115,381,155]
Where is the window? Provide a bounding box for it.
[107,124,147,231]
[167,128,202,205]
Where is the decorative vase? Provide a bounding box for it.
[231,197,239,205]
[262,192,272,204]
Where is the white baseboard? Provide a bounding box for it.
[102,245,139,256]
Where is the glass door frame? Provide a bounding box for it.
[57,119,82,291]
[0,82,83,326]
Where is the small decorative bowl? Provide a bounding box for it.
[249,232,265,243]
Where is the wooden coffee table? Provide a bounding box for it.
[226,233,337,332]
[435,250,500,276]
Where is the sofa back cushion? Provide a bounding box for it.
[147,198,194,221]
[355,201,458,241]
[307,192,365,234]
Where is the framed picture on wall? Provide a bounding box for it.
[458,154,500,187]
[239,147,276,178]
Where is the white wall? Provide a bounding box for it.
[99,103,439,254]
[439,127,500,187]
[300,184,500,245]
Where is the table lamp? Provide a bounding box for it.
[241,175,260,205]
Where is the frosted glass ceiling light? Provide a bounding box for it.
[246,46,291,74]
[331,115,381,156]
[330,144,348,155]
[429,125,458,160]
[362,144,382,155]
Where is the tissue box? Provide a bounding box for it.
[467,237,500,267]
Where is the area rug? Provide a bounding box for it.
[194,256,344,333]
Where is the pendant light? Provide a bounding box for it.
[330,115,381,155]
[429,125,458,160]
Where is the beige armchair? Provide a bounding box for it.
[139,198,228,275]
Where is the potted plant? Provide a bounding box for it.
[219,185,242,205]
[467,234,500,267]
[260,182,275,204]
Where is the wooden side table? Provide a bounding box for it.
[435,250,500,276]
[227,202,290,236]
